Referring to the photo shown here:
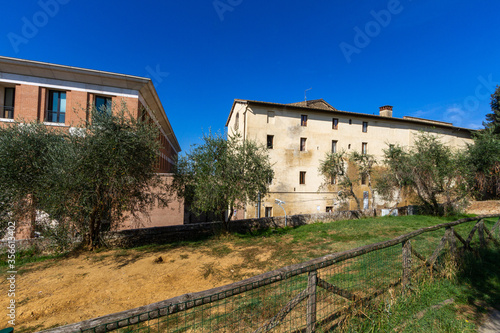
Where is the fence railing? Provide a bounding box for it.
[41,214,500,333]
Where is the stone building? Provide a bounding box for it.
[226,98,473,218]
[0,56,184,236]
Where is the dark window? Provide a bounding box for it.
[267,176,273,185]
[234,113,239,130]
[349,119,352,125]
[332,140,337,153]
[267,135,274,149]
[332,118,338,130]
[95,95,112,114]
[330,175,336,185]
[46,90,66,123]
[299,171,306,184]
[362,142,367,155]
[362,121,368,133]
[326,206,333,213]
[3,87,15,119]
[265,207,273,217]
[300,137,306,151]
[361,173,367,185]
[301,114,307,126]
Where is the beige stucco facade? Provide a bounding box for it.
[226,99,473,218]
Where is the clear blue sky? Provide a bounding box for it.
[1,0,499,153]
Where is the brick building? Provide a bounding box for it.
[0,56,184,235]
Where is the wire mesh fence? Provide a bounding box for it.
[43,215,500,333]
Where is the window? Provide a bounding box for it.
[234,112,239,130]
[267,176,273,185]
[362,121,368,133]
[349,119,352,125]
[299,171,306,184]
[362,142,367,155]
[3,87,15,119]
[330,175,336,185]
[300,137,307,151]
[301,114,308,126]
[361,173,367,185]
[95,95,112,114]
[332,118,338,130]
[265,207,273,217]
[331,140,337,153]
[267,135,274,149]
[46,90,66,123]
[326,206,333,213]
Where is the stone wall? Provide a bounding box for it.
[1,206,415,251]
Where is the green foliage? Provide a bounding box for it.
[170,131,274,225]
[483,85,500,134]
[377,133,473,216]
[318,150,376,211]
[0,122,65,238]
[467,130,500,199]
[0,104,165,250]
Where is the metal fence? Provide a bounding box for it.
[42,215,500,333]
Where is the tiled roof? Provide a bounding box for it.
[287,99,338,111]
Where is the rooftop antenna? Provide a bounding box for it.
[304,88,312,102]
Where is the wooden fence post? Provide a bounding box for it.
[402,240,412,295]
[446,227,457,262]
[478,220,486,248]
[306,270,318,333]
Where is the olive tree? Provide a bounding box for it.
[0,122,65,238]
[170,131,274,227]
[318,150,376,212]
[376,133,473,215]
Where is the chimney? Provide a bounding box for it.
[379,105,393,117]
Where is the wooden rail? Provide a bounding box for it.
[40,214,500,333]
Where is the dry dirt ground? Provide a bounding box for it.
[0,242,277,332]
[466,200,500,215]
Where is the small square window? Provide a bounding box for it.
[331,140,337,153]
[362,121,368,133]
[362,142,367,155]
[301,115,308,126]
[300,137,307,151]
[265,207,273,217]
[299,171,306,184]
[267,135,274,149]
[326,206,333,213]
[332,118,338,130]
[95,95,112,114]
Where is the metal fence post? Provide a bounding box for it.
[306,270,318,333]
[402,240,412,295]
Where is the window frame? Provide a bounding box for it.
[362,142,367,155]
[267,135,274,149]
[332,118,338,130]
[95,95,113,114]
[299,171,306,185]
[46,90,67,123]
[300,137,307,151]
[362,121,368,133]
[331,140,337,153]
[3,87,15,119]
[301,114,308,126]
[265,207,273,217]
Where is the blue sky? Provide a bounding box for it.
[1,0,499,153]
